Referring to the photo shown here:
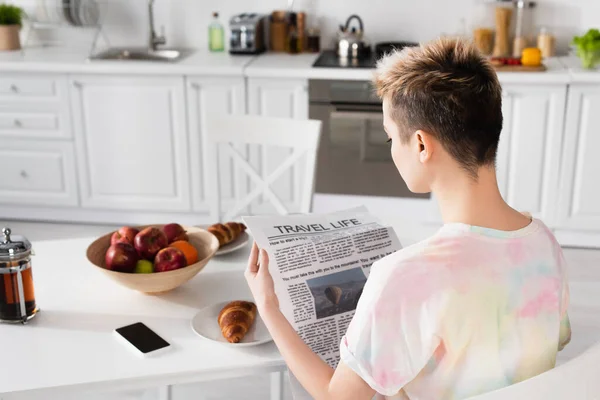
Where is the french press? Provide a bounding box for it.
[0,227,38,324]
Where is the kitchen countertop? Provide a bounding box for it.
[245,52,571,84]
[245,52,376,81]
[560,56,600,83]
[0,47,581,84]
[0,47,255,76]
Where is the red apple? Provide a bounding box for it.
[162,223,188,243]
[154,247,187,272]
[110,226,139,245]
[134,227,168,260]
[105,242,139,273]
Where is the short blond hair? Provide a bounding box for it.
[375,37,503,175]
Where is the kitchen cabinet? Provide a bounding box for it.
[186,76,246,213]
[0,73,72,140]
[70,75,191,212]
[556,84,600,231]
[246,78,309,214]
[0,139,78,207]
[495,84,567,225]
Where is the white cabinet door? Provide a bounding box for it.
[556,85,600,231]
[0,139,78,206]
[496,84,566,225]
[186,76,245,212]
[246,78,309,214]
[70,75,191,212]
[247,78,308,119]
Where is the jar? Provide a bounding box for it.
[0,227,38,323]
[537,27,555,58]
[270,10,288,52]
[307,27,320,53]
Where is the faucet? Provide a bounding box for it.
[148,0,166,51]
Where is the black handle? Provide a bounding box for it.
[344,15,364,33]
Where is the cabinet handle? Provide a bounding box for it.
[14,119,22,128]
[20,170,28,178]
[10,84,18,93]
[190,82,200,90]
[72,81,82,88]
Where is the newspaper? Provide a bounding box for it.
[243,207,402,399]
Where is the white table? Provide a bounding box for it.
[0,236,287,400]
[1,219,599,400]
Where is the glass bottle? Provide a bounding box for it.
[286,12,300,54]
[209,12,225,52]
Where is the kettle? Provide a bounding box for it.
[337,15,370,59]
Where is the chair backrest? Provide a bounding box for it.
[464,341,600,400]
[205,115,322,221]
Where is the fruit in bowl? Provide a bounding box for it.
[111,226,139,245]
[134,227,168,260]
[86,224,220,294]
[163,223,188,243]
[105,242,139,273]
[154,247,187,272]
[134,259,154,274]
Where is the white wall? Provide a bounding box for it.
[15,0,600,55]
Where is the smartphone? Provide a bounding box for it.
[114,322,171,357]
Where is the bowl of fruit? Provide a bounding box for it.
[86,223,219,294]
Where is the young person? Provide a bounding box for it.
[245,37,571,400]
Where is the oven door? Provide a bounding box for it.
[310,101,422,198]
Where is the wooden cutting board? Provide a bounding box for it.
[493,64,547,72]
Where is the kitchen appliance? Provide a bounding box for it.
[229,13,267,55]
[0,227,38,324]
[336,15,370,59]
[309,80,428,199]
[313,41,417,69]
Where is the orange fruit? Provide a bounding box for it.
[169,240,199,265]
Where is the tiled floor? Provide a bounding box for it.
[3,220,599,400]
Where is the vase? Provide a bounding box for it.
[0,25,21,51]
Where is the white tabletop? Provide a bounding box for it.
[1,218,599,399]
[0,237,283,399]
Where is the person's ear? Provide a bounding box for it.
[415,130,433,164]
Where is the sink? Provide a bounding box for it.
[89,48,192,62]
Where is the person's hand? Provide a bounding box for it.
[245,242,279,312]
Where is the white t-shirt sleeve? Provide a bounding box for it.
[339,259,441,396]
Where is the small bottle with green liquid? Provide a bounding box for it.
[209,12,224,52]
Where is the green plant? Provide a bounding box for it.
[0,4,23,26]
[572,28,600,69]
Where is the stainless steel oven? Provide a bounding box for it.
[309,79,428,199]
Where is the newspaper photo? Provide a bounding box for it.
[243,207,402,399]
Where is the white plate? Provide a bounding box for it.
[191,301,272,347]
[216,231,250,256]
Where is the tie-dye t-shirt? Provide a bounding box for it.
[340,218,571,400]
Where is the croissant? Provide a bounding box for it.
[208,222,246,247]
[218,300,257,343]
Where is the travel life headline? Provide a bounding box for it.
[267,218,363,239]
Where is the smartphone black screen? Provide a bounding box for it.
[115,322,170,354]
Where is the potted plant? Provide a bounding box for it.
[572,28,600,69]
[0,4,23,51]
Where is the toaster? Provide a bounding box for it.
[229,13,267,55]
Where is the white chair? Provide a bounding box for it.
[465,341,600,400]
[205,115,322,221]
